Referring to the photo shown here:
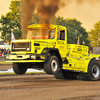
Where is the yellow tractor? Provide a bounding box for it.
[6,24,100,81]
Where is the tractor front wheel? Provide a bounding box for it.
[44,56,59,74]
[13,63,27,74]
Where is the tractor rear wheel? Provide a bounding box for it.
[54,69,65,79]
[54,70,78,79]
[80,60,100,81]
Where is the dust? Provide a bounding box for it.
[20,0,100,39]
[20,0,65,39]
[74,0,100,5]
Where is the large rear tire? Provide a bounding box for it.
[80,60,100,81]
[54,69,65,79]
[13,63,27,74]
[44,56,59,74]
[54,69,78,79]
[63,70,78,79]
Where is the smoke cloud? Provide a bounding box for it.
[20,0,65,39]
[74,0,100,5]
[20,0,100,39]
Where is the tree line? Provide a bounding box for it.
[0,0,99,47]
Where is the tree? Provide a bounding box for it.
[0,0,40,42]
[0,0,90,46]
[51,16,90,46]
[88,21,100,47]
[0,0,22,42]
[8,0,22,39]
[0,15,11,42]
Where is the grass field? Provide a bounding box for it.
[0,57,12,64]
[0,62,12,65]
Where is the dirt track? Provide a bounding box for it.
[0,65,100,100]
[0,74,100,100]
[0,64,12,70]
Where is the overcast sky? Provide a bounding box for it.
[0,0,11,17]
[0,0,100,31]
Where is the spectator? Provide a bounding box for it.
[0,48,2,57]
[3,48,7,55]
[0,47,2,53]
[2,52,5,57]
[0,47,11,58]
[1,47,4,53]
[7,48,10,54]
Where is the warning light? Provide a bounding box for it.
[53,45,55,48]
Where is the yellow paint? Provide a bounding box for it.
[5,24,100,73]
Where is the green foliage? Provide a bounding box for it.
[88,21,100,47]
[0,0,90,46]
[51,16,90,46]
[0,0,22,42]
[0,15,11,41]
[0,0,40,41]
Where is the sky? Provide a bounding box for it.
[56,0,100,31]
[0,0,11,17]
[0,0,100,31]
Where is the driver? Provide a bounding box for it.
[50,31,55,39]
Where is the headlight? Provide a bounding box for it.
[6,56,10,59]
[31,55,36,59]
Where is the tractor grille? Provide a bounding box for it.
[12,42,31,52]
